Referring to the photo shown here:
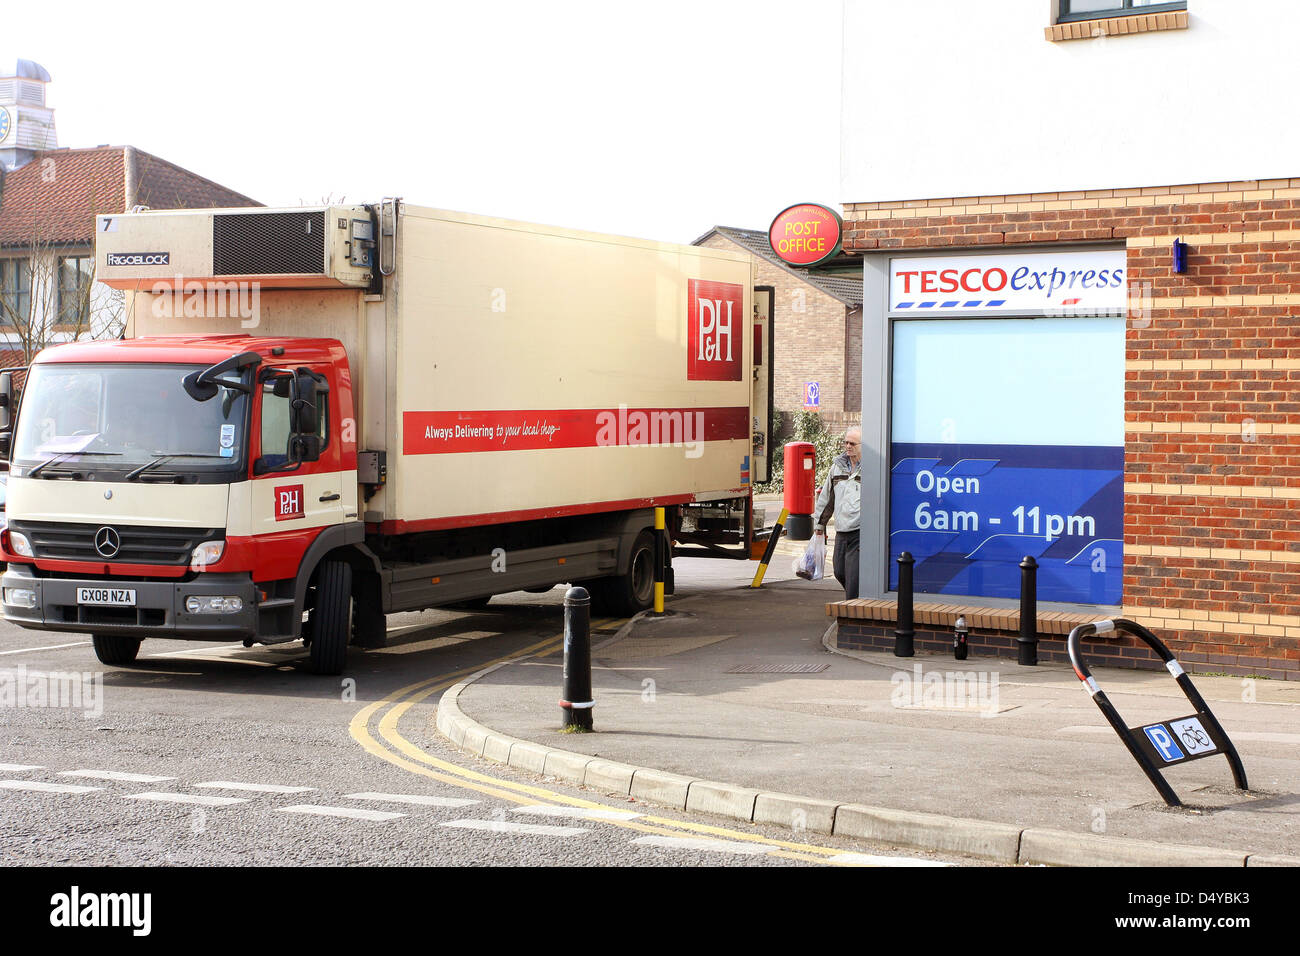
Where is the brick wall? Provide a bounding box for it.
[699,234,853,415]
[842,178,1300,669]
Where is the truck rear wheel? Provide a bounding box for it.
[91,634,142,666]
[592,530,656,617]
[309,560,352,675]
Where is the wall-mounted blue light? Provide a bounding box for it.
[1172,238,1188,274]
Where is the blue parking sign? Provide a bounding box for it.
[1143,724,1185,762]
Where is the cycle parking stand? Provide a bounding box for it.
[1066,619,1248,808]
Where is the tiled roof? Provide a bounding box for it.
[694,225,863,307]
[0,146,259,248]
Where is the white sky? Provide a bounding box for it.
[9,0,842,244]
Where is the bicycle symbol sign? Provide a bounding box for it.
[1170,716,1217,756]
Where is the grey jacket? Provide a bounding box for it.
[813,452,861,533]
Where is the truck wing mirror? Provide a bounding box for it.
[183,351,261,401]
[289,368,328,435]
[0,368,20,432]
[290,433,322,464]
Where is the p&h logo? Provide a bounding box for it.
[275,484,305,521]
[687,279,743,382]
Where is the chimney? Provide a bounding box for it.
[0,58,57,172]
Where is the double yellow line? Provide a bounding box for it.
[348,627,855,865]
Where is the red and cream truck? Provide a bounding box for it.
[0,201,772,673]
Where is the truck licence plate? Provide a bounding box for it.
[77,588,137,607]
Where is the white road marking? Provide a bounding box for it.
[511,804,641,821]
[1060,725,1300,744]
[0,779,101,795]
[0,763,44,772]
[827,852,951,867]
[146,643,246,657]
[126,792,249,807]
[345,792,479,808]
[196,781,317,794]
[278,805,405,822]
[631,835,776,855]
[441,819,590,837]
[59,769,177,783]
[0,642,90,656]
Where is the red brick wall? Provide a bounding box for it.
[843,179,1300,671]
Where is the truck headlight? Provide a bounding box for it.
[190,540,225,570]
[9,532,32,558]
[4,588,37,608]
[185,595,244,614]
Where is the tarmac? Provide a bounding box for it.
[434,504,1300,867]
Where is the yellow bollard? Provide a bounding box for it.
[750,506,789,588]
[653,507,666,614]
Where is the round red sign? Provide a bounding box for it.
[768,202,843,267]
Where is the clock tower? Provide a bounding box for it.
[0,58,57,172]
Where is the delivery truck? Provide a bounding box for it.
[0,200,773,673]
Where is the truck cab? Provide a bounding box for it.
[1,335,357,667]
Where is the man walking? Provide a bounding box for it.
[813,427,862,599]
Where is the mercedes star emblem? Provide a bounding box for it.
[94,526,121,559]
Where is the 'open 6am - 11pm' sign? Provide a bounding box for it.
[768,203,843,267]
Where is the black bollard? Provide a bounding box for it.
[1019,556,1038,666]
[560,586,594,730]
[953,614,969,661]
[895,552,915,658]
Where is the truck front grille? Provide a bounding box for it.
[10,521,223,566]
[212,211,326,275]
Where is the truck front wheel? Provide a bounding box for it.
[592,530,656,617]
[308,560,352,675]
[91,634,142,667]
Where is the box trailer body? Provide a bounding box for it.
[0,202,770,673]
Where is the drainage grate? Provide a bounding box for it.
[725,662,829,674]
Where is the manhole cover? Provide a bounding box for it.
[726,662,829,674]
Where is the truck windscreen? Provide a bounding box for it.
[12,363,249,480]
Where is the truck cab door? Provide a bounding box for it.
[251,366,350,534]
[752,285,774,483]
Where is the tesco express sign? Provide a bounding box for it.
[890,249,1127,314]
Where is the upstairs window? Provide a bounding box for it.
[57,256,94,326]
[0,258,31,324]
[1058,0,1186,23]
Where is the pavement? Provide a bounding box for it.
[434,531,1300,867]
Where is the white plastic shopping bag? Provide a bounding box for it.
[793,533,826,581]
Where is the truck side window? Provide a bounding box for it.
[260,375,329,465]
[261,382,292,461]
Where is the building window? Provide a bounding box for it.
[57,256,94,325]
[0,258,32,324]
[1058,0,1186,23]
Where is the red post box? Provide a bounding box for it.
[783,441,817,540]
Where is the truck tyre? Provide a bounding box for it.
[594,530,656,617]
[91,634,141,666]
[351,573,387,648]
[309,560,352,675]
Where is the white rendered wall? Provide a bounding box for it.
[841,0,1300,202]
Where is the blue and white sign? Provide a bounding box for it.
[889,315,1124,605]
[1143,724,1186,763]
[891,250,1127,314]
[803,382,820,410]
